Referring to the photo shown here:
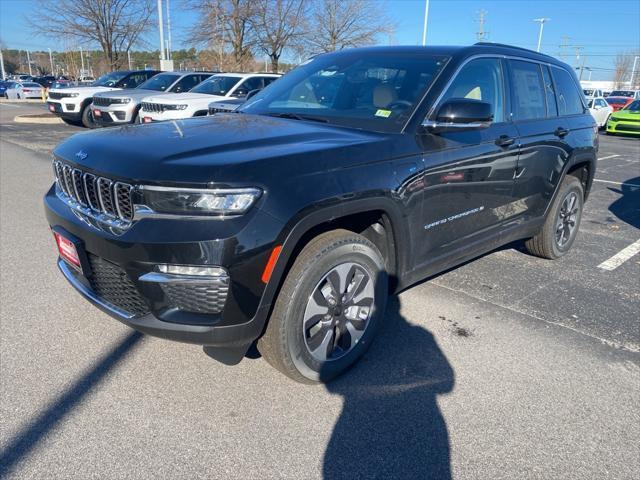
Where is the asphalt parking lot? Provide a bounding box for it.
[1,102,639,479]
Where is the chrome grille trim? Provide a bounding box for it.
[53,160,134,229]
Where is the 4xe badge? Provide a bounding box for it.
[75,150,88,161]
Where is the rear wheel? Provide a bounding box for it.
[524,175,584,259]
[258,230,388,383]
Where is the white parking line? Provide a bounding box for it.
[598,239,640,271]
[598,155,620,161]
[593,179,640,188]
[0,103,19,108]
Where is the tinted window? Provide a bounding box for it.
[233,77,264,96]
[439,58,505,123]
[191,76,242,95]
[541,65,558,116]
[264,77,278,86]
[94,71,127,87]
[609,90,634,97]
[120,73,149,88]
[552,67,585,116]
[624,100,640,111]
[138,73,181,91]
[509,60,546,120]
[172,74,206,93]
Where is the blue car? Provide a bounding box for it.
[0,81,13,98]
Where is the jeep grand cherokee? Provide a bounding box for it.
[44,43,597,383]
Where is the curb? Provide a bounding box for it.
[0,99,45,103]
[14,114,64,125]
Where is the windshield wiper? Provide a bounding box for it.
[264,112,328,123]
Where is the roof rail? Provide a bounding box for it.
[474,42,550,56]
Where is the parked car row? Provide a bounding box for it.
[606,99,640,136]
[46,70,281,128]
[0,80,45,99]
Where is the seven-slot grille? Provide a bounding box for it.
[53,160,134,222]
[48,92,74,100]
[141,102,170,113]
[92,97,116,107]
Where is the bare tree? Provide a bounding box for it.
[613,53,633,88]
[186,0,257,71]
[29,0,153,71]
[305,0,395,54]
[254,0,308,73]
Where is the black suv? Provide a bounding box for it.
[45,44,597,383]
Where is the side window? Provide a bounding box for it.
[438,58,505,123]
[121,74,146,88]
[597,99,607,108]
[263,77,278,87]
[172,75,200,93]
[508,60,546,120]
[541,65,558,116]
[233,77,264,96]
[552,67,585,116]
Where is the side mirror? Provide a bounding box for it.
[423,98,493,132]
[246,88,262,100]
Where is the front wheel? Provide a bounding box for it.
[524,175,584,259]
[258,230,388,383]
[81,104,97,128]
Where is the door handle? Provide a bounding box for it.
[495,135,515,147]
[554,127,569,138]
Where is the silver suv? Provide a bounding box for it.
[91,72,213,126]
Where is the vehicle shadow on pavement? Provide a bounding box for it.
[608,176,640,229]
[323,295,454,480]
[0,331,143,477]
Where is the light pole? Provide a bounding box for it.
[533,18,550,52]
[422,0,430,46]
[26,50,33,76]
[48,48,54,74]
[631,55,639,88]
[157,0,165,62]
[0,48,6,80]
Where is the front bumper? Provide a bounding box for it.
[44,183,284,350]
[92,104,135,126]
[48,101,81,121]
[606,119,640,135]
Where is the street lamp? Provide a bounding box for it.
[533,18,550,52]
[422,0,430,46]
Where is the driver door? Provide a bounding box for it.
[415,57,520,267]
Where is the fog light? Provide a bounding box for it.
[158,264,227,277]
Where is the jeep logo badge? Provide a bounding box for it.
[75,150,88,161]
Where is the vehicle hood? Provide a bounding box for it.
[94,89,157,101]
[143,92,226,104]
[50,86,119,96]
[612,109,640,119]
[53,114,397,185]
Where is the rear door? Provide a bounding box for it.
[508,60,572,223]
[416,57,520,265]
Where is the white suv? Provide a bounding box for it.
[47,70,160,128]
[139,73,280,122]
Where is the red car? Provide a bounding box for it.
[606,96,633,112]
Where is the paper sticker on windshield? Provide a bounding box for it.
[375,109,392,118]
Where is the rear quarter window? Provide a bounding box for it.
[551,67,585,116]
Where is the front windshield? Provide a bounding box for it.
[240,51,449,133]
[191,76,241,95]
[624,100,640,111]
[138,73,180,91]
[93,71,127,87]
[610,90,634,97]
[583,89,594,96]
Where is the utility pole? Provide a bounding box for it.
[476,10,488,41]
[166,0,172,60]
[559,36,571,60]
[157,0,166,62]
[578,55,587,81]
[0,48,6,80]
[48,48,54,74]
[80,46,85,75]
[631,56,639,88]
[128,50,132,69]
[422,0,430,46]
[573,46,583,68]
[533,18,550,52]
[26,50,32,75]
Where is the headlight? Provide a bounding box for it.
[69,92,80,98]
[139,187,262,216]
[610,116,620,122]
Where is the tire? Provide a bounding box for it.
[524,175,584,259]
[258,229,388,384]
[81,104,97,128]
